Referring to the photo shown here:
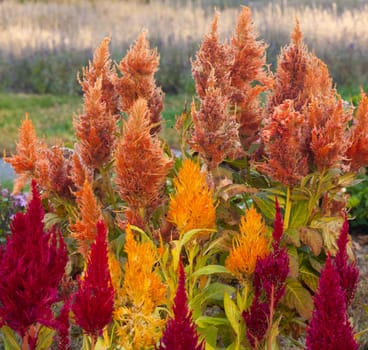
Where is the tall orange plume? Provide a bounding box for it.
[114,31,163,133]
[189,72,243,169]
[74,76,117,170]
[70,178,102,259]
[115,98,172,223]
[4,114,39,193]
[346,91,368,171]
[79,37,118,117]
[259,100,308,187]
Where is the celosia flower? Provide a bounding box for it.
[225,206,269,278]
[0,180,67,338]
[115,98,172,224]
[334,217,359,307]
[114,224,166,348]
[189,72,244,169]
[4,114,41,193]
[114,31,163,133]
[259,100,308,187]
[158,260,204,350]
[346,90,368,171]
[167,159,216,239]
[72,221,114,338]
[70,178,102,259]
[305,256,358,350]
[55,299,71,350]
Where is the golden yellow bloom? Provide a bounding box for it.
[108,252,123,298]
[226,206,270,278]
[167,159,216,239]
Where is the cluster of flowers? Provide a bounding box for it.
[1,5,365,350]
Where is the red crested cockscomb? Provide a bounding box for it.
[55,299,71,350]
[79,37,118,117]
[158,260,204,350]
[72,221,114,340]
[306,256,358,350]
[189,72,243,169]
[0,180,67,340]
[334,217,359,307]
[346,90,368,171]
[258,100,308,187]
[114,31,163,133]
[115,98,172,224]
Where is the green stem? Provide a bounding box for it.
[284,187,292,230]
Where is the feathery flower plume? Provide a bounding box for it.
[167,159,216,239]
[225,206,269,278]
[115,98,172,224]
[55,299,71,350]
[334,217,359,307]
[259,100,308,187]
[4,114,41,193]
[70,178,102,259]
[305,256,358,350]
[114,224,166,349]
[114,31,163,133]
[346,90,368,171]
[158,260,204,350]
[79,37,118,117]
[72,221,114,339]
[189,72,243,169]
[0,181,67,339]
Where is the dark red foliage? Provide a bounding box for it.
[158,260,204,350]
[334,217,359,307]
[306,256,358,350]
[0,180,67,337]
[72,221,114,337]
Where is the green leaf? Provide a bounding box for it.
[1,326,21,350]
[284,228,300,247]
[181,228,216,246]
[200,325,218,350]
[284,278,313,320]
[191,265,230,278]
[36,326,55,350]
[224,293,241,336]
[252,194,276,221]
[289,201,309,228]
[287,246,299,278]
[299,265,319,292]
[196,316,230,328]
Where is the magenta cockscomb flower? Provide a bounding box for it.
[0,180,67,341]
[306,256,358,350]
[55,299,71,350]
[72,221,114,339]
[158,260,204,350]
[243,200,289,348]
[334,217,359,307]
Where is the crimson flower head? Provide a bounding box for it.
[306,256,358,350]
[0,180,67,337]
[334,217,359,307]
[72,221,114,338]
[158,260,204,350]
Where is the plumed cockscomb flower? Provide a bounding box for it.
[334,217,359,307]
[306,256,358,350]
[0,180,67,338]
[55,299,71,350]
[72,221,114,339]
[115,98,172,224]
[114,31,164,133]
[167,159,216,240]
[158,260,204,350]
[225,206,270,278]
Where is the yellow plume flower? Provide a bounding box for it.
[226,206,270,278]
[168,159,216,239]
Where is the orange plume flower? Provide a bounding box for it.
[259,100,308,187]
[4,114,40,193]
[70,178,102,258]
[115,98,172,222]
[114,31,163,133]
[113,224,166,348]
[346,90,368,171]
[168,159,216,239]
[226,206,270,278]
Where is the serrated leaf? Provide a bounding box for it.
[224,293,241,336]
[191,265,230,278]
[1,326,20,350]
[36,326,55,350]
[299,227,323,256]
[299,265,319,292]
[284,278,313,320]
